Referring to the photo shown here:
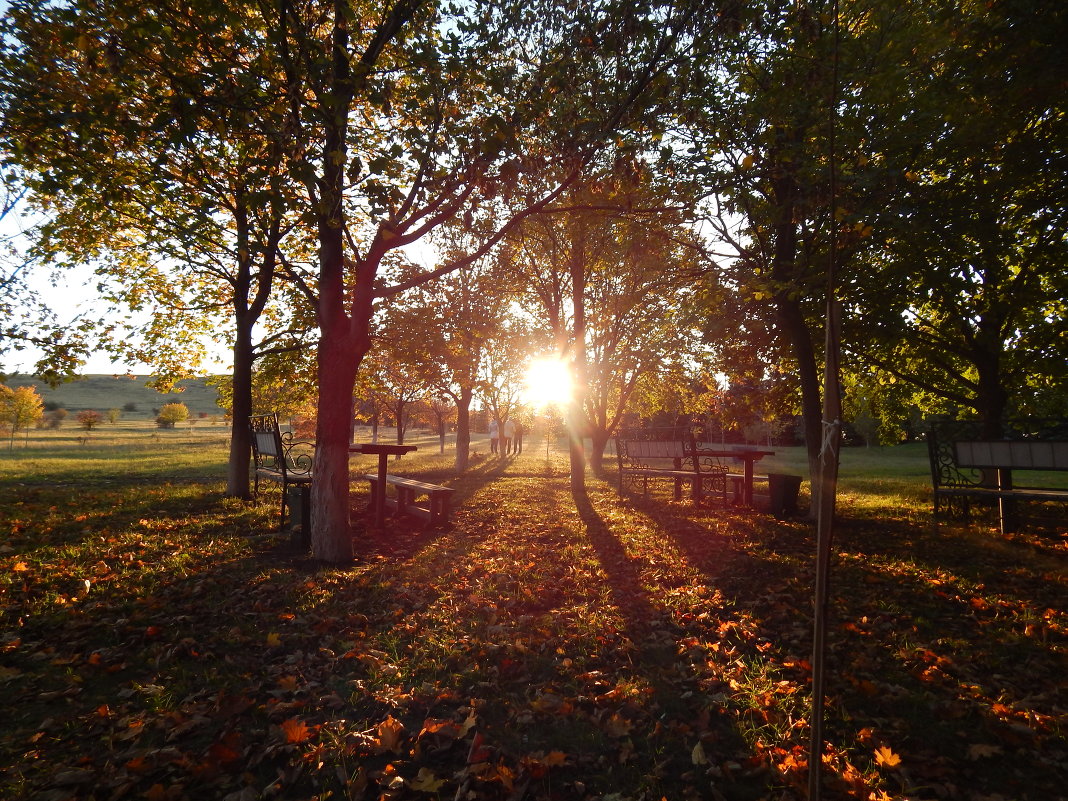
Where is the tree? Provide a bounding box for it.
[848,0,1068,435]
[0,383,43,445]
[156,402,190,429]
[273,0,710,561]
[478,323,531,440]
[375,251,513,471]
[75,409,102,432]
[506,177,705,473]
[424,396,456,455]
[0,0,316,497]
[678,0,955,501]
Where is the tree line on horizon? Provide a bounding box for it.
[1,0,1064,561]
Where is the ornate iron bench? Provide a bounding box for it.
[614,427,727,504]
[249,413,314,531]
[927,422,1068,533]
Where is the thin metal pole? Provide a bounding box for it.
[808,0,841,797]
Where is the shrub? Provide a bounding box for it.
[156,403,190,429]
[76,410,103,431]
[39,410,66,429]
[106,408,122,424]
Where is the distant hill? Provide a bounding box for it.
[3,374,227,418]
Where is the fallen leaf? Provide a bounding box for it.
[692,742,708,765]
[409,767,446,792]
[281,717,313,744]
[377,715,405,752]
[967,743,1003,760]
[874,746,901,769]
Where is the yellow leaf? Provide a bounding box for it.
[408,767,446,792]
[741,154,755,169]
[874,746,901,769]
[692,742,709,765]
[603,713,632,738]
[266,632,282,647]
[12,562,29,572]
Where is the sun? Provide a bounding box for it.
[523,356,573,409]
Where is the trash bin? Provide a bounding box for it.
[767,473,802,519]
[286,484,311,550]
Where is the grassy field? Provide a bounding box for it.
[0,425,1065,801]
[3,374,227,419]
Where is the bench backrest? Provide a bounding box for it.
[625,440,688,460]
[249,413,316,478]
[955,440,1068,470]
[250,413,286,470]
[615,426,698,472]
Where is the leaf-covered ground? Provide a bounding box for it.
[1,455,1065,800]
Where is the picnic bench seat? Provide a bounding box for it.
[928,424,1068,533]
[250,413,314,531]
[363,473,455,527]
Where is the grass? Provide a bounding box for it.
[4,374,227,419]
[0,425,1065,801]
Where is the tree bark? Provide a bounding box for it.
[454,386,473,471]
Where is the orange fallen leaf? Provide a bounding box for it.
[281,717,313,744]
[874,746,901,769]
[376,715,405,752]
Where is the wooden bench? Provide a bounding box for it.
[250,413,314,531]
[363,474,455,527]
[615,429,727,504]
[928,430,1068,533]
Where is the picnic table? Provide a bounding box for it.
[692,445,776,507]
[350,443,418,526]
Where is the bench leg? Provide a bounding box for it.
[396,486,413,517]
[428,491,451,527]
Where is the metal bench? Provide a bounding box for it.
[249,413,314,531]
[615,427,727,504]
[928,424,1068,533]
[363,474,455,527]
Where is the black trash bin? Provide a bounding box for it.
[286,484,311,549]
[767,473,802,519]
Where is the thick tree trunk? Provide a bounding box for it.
[589,428,610,476]
[973,348,1008,438]
[226,325,256,499]
[454,387,473,472]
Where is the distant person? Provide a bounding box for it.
[489,419,499,454]
[503,418,515,455]
[513,420,524,454]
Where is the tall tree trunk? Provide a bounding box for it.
[589,428,610,475]
[454,386,473,471]
[227,323,256,499]
[770,156,824,515]
[568,214,588,497]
